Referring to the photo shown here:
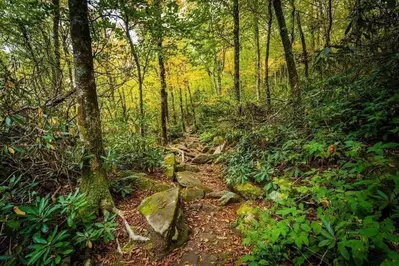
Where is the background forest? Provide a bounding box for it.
[1,0,399,265]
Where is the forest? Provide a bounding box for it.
[1,0,399,265]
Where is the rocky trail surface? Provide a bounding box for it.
[98,135,250,265]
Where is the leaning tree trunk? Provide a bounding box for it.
[123,14,145,136]
[233,0,241,113]
[68,0,114,211]
[179,87,186,132]
[273,0,302,120]
[297,12,309,79]
[265,0,273,110]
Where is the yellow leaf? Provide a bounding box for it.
[8,146,15,154]
[49,144,55,150]
[13,206,26,216]
[50,118,57,125]
[86,240,92,248]
[36,137,41,143]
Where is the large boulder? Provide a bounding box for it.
[163,153,176,180]
[181,187,205,202]
[115,171,172,193]
[176,171,212,192]
[233,182,265,200]
[138,188,188,257]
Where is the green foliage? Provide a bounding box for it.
[0,181,117,266]
[105,120,163,172]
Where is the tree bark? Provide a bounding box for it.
[252,0,261,101]
[179,87,186,132]
[123,14,145,136]
[290,0,295,45]
[265,0,273,110]
[52,0,62,96]
[325,0,332,47]
[68,0,113,210]
[233,0,241,113]
[273,0,302,119]
[297,12,309,79]
[186,82,197,131]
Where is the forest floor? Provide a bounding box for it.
[98,136,249,265]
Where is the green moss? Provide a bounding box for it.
[164,153,176,167]
[80,168,114,212]
[234,182,264,200]
[138,197,163,216]
[164,165,175,180]
[213,136,225,146]
[237,202,258,216]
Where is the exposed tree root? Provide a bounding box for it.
[112,207,150,241]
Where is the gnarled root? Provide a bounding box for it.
[112,207,150,242]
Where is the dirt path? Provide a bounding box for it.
[98,136,249,265]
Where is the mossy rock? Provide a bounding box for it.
[192,154,215,164]
[139,188,189,258]
[164,153,176,167]
[237,201,258,217]
[176,171,212,192]
[117,172,172,193]
[176,163,200,172]
[180,188,205,202]
[138,188,180,237]
[233,182,265,200]
[163,154,176,180]
[213,136,225,146]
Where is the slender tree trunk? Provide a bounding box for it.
[290,0,295,45]
[171,89,177,123]
[253,0,261,101]
[68,0,113,210]
[186,82,197,131]
[52,0,61,96]
[273,0,302,119]
[233,0,241,113]
[325,0,332,47]
[179,87,185,132]
[123,15,145,136]
[265,0,273,110]
[297,12,309,79]
[158,38,168,145]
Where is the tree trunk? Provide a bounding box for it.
[253,0,261,101]
[186,82,197,131]
[273,0,302,119]
[171,89,177,124]
[265,0,273,110]
[68,0,113,211]
[325,0,332,47]
[233,0,241,113]
[179,87,185,132]
[297,12,309,79]
[123,15,145,136]
[52,0,62,96]
[290,0,295,45]
[158,38,168,145]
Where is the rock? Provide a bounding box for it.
[138,188,188,257]
[138,188,179,237]
[192,154,214,164]
[205,190,240,206]
[176,163,200,172]
[213,141,227,155]
[233,182,265,200]
[181,187,205,202]
[163,153,176,180]
[213,136,224,146]
[237,202,259,229]
[176,171,212,192]
[115,172,172,193]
